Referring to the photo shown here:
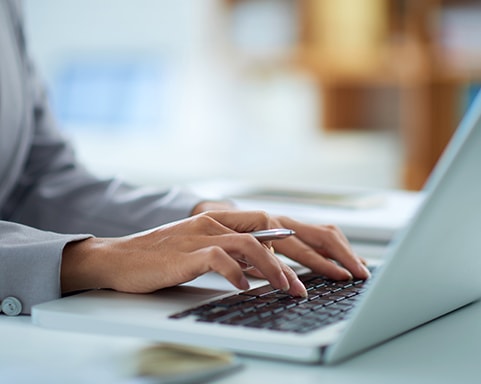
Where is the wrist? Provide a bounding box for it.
[61,237,110,293]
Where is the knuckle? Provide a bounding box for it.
[251,210,270,227]
[276,215,290,223]
[240,233,262,248]
[193,214,219,229]
[323,224,341,236]
[206,246,227,262]
[205,247,239,273]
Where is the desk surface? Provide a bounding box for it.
[1,297,480,383]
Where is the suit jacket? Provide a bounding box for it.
[0,0,202,314]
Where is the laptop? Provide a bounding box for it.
[32,91,481,364]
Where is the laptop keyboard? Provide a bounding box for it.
[169,272,370,334]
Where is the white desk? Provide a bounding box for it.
[2,299,480,383]
[0,185,466,383]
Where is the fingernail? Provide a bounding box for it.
[278,273,290,292]
[239,275,250,290]
[345,270,354,280]
[291,278,307,298]
[359,264,371,278]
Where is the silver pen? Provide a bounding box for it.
[238,228,295,272]
[249,228,295,241]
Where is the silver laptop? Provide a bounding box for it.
[32,91,481,364]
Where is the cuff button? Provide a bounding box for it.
[1,297,23,316]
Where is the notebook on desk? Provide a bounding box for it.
[32,91,481,364]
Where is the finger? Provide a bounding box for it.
[211,233,291,292]
[244,268,265,279]
[245,260,307,298]
[189,246,250,290]
[151,214,232,238]
[280,263,307,298]
[330,230,368,265]
[359,256,368,265]
[275,217,370,279]
[156,215,293,291]
[309,225,370,279]
[173,232,290,291]
[275,235,354,280]
[239,242,274,271]
[202,210,271,234]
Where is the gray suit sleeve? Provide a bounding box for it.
[2,4,203,237]
[0,0,204,314]
[0,221,92,314]
[3,69,203,236]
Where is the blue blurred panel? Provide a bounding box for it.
[467,84,481,111]
[50,59,167,132]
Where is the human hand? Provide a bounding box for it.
[61,210,307,298]
[192,201,370,281]
[262,216,370,281]
[195,201,370,280]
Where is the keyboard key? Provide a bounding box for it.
[239,285,278,297]
[169,269,374,334]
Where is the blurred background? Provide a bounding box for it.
[24,0,481,191]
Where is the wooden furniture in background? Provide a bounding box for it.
[224,0,481,190]
[297,0,480,190]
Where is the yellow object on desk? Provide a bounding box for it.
[134,343,242,383]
